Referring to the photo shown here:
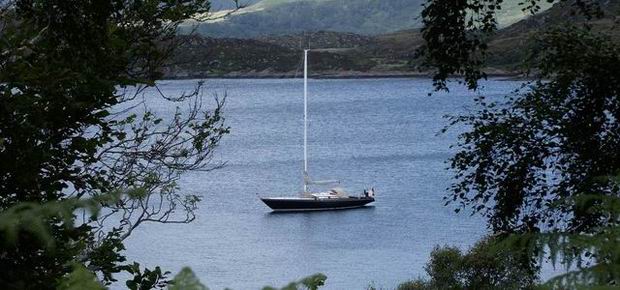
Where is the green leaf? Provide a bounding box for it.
[56,264,105,290]
[168,267,208,290]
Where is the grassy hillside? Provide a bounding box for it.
[486,0,620,69]
[193,0,421,38]
[166,1,619,78]
[187,0,551,38]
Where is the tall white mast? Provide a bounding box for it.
[303,49,308,193]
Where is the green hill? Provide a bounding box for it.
[486,0,620,69]
[187,0,547,38]
[192,0,420,38]
[166,1,619,78]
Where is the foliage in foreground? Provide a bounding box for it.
[0,0,231,289]
[420,0,620,288]
[446,24,620,289]
[396,237,536,290]
[508,190,620,289]
[0,194,327,290]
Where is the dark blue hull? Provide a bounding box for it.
[260,197,375,212]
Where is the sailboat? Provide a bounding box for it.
[259,50,376,212]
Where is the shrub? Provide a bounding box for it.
[405,237,537,290]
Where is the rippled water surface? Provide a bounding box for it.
[122,78,523,289]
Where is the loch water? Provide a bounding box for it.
[122,78,527,289]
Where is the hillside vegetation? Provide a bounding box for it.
[166,1,619,78]
[486,0,620,68]
[192,0,419,38]
[186,0,546,38]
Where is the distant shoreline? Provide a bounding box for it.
[163,70,526,81]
